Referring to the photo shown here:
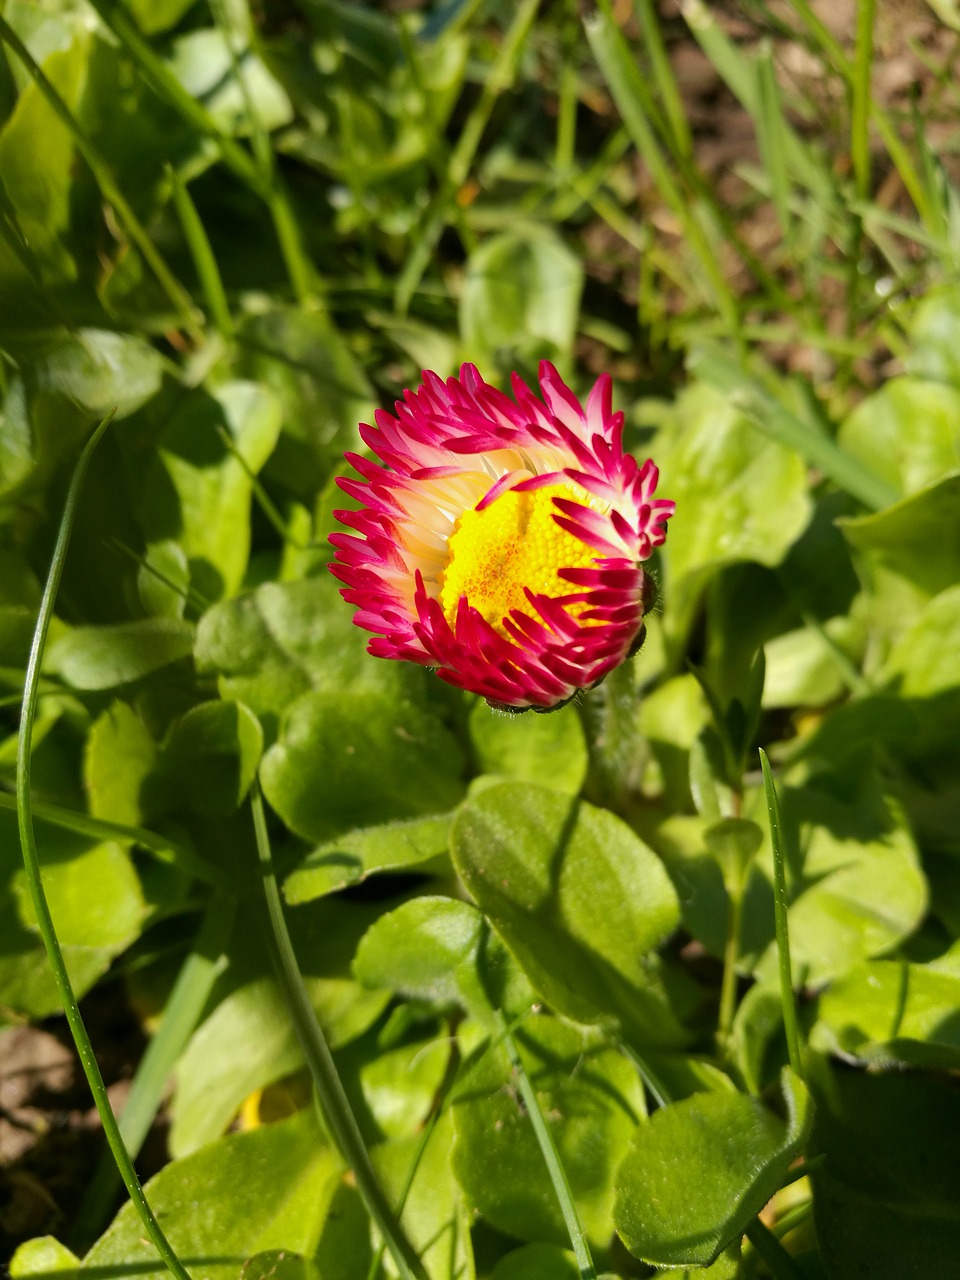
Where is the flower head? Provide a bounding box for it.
[329,361,674,710]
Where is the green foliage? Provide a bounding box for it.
[3,2,960,1278]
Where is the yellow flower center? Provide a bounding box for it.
[439,483,605,635]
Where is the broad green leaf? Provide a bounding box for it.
[468,699,587,794]
[753,786,927,987]
[240,1253,319,1280]
[125,0,197,34]
[9,1237,80,1278]
[811,1063,960,1279]
[761,620,854,709]
[11,328,165,418]
[812,950,960,1068]
[614,1069,810,1267]
[882,584,960,696]
[169,30,293,135]
[353,896,486,1014]
[171,970,387,1157]
[284,812,453,903]
[377,1109,474,1280]
[460,226,584,379]
[488,1244,580,1280]
[260,690,464,842]
[650,383,812,647]
[839,473,960,604]
[452,1016,646,1250]
[194,575,435,740]
[149,699,263,818]
[0,40,84,309]
[729,982,787,1095]
[137,539,190,619]
[313,1182,373,1280]
[907,285,960,385]
[171,899,389,1155]
[84,1114,342,1278]
[0,810,145,1018]
[451,782,687,1046]
[139,382,282,601]
[83,699,157,826]
[235,306,372,498]
[639,674,710,811]
[46,617,194,690]
[838,377,960,497]
[354,1027,450,1141]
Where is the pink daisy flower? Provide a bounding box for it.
[329,361,674,711]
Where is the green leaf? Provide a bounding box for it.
[838,377,960,497]
[761,621,853,709]
[83,1113,342,1278]
[46,617,194,690]
[83,699,157,826]
[614,1068,810,1267]
[488,1244,580,1280]
[139,381,282,601]
[839,473,960,603]
[194,575,435,740]
[906,284,960,384]
[124,0,197,36]
[0,809,146,1018]
[149,699,263,818]
[811,1062,960,1279]
[9,1236,81,1278]
[452,1016,646,1250]
[241,1253,319,1280]
[753,786,927,987]
[235,305,373,499]
[285,812,453,903]
[451,782,687,1046]
[882,584,960,697]
[460,226,584,380]
[13,328,165,418]
[260,690,464,842]
[168,29,293,136]
[468,699,587,795]
[377,1109,474,1280]
[650,382,812,647]
[171,898,391,1156]
[0,40,84,309]
[812,950,960,1068]
[354,896,486,1015]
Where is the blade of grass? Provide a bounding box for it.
[364,1004,538,1280]
[758,749,803,1080]
[84,0,262,192]
[168,167,234,341]
[789,0,931,226]
[851,0,875,202]
[0,16,201,340]
[745,1219,806,1280]
[688,343,899,511]
[755,41,793,244]
[586,2,741,335]
[395,0,541,315]
[681,0,832,199]
[212,0,318,305]
[249,778,427,1280]
[634,0,693,159]
[494,1011,597,1280]
[0,790,232,891]
[72,893,237,1250]
[16,412,193,1280]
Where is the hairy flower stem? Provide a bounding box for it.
[579,659,643,813]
